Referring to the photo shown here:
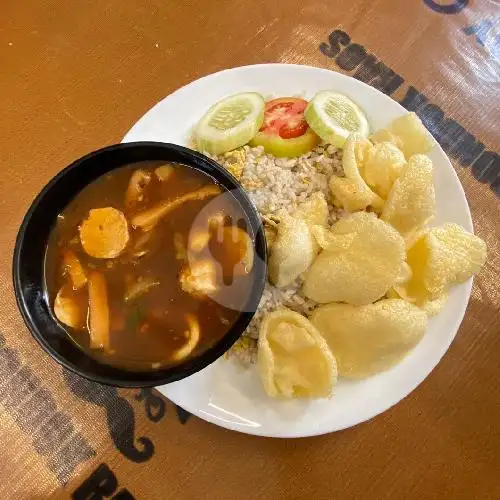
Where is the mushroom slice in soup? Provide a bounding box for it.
[125,169,152,208]
[129,229,163,260]
[179,260,218,297]
[61,249,87,289]
[54,285,85,329]
[124,277,161,302]
[172,314,200,361]
[189,230,211,253]
[154,164,176,182]
[130,230,154,258]
[131,185,221,231]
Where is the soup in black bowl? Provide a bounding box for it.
[13,142,267,387]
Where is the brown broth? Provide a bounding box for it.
[44,161,254,371]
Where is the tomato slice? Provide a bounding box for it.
[261,97,309,139]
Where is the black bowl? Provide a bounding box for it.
[13,142,267,387]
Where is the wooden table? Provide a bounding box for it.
[0,1,498,498]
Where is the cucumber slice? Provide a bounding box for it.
[304,91,369,148]
[195,92,265,155]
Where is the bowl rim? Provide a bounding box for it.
[13,141,267,387]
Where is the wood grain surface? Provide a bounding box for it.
[0,1,498,498]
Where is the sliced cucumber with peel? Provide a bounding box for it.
[195,92,265,155]
[305,91,369,148]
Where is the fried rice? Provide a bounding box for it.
[212,144,344,364]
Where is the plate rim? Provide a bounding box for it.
[123,63,474,438]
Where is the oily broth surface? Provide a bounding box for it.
[45,161,254,370]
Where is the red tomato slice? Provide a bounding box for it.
[260,98,309,139]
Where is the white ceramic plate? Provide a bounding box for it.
[123,64,473,437]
